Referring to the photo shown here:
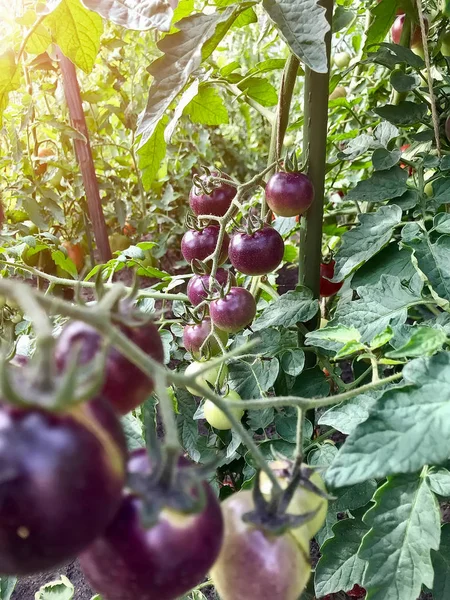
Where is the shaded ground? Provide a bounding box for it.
[12,561,93,599]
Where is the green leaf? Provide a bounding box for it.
[252,288,319,331]
[327,352,450,487]
[364,0,398,52]
[280,348,305,376]
[351,244,415,289]
[165,79,200,142]
[44,0,103,73]
[333,205,403,281]
[138,116,167,190]
[332,274,423,344]
[432,523,450,599]
[184,84,229,124]
[262,0,330,74]
[374,101,428,126]
[229,358,279,399]
[427,468,450,497]
[319,391,380,435]
[390,70,420,93]
[291,366,330,399]
[81,0,174,31]
[238,77,278,107]
[427,177,450,205]
[386,326,447,358]
[372,148,401,171]
[0,577,16,600]
[137,4,253,145]
[315,517,370,596]
[346,167,408,203]
[334,480,377,512]
[306,325,361,353]
[0,52,21,128]
[402,222,450,301]
[360,474,440,600]
[247,407,275,431]
[120,412,145,451]
[35,575,74,600]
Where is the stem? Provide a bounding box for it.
[221,82,275,123]
[299,0,334,301]
[294,407,304,464]
[153,373,180,452]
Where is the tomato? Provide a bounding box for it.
[348,584,367,598]
[183,318,228,359]
[22,248,56,274]
[320,260,343,297]
[424,181,434,197]
[210,287,257,333]
[123,221,136,236]
[391,14,428,47]
[333,51,351,68]
[329,85,347,100]
[186,268,234,306]
[210,491,311,600]
[399,143,413,175]
[181,226,229,265]
[259,460,328,554]
[35,147,55,176]
[184,360,228,395]
[62,241,85,272]
[80,449,224,600]
[266,172,314,218]
[229,226,284,276]
[109,233,131,254]
[189,171,236,217]
[0,393,126,575]
[204,389,244,430]
[55,318,164,414]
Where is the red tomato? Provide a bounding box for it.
[320,261,343,298]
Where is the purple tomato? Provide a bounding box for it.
[55,319,164,415]
[266,172,314,218]
[229,226,284,276]
[79,449,224,600]
[183,318,228,358]
[0,395,126,575]
[210,287,256,333]
[181,226,229,265]
[187,268,234,306]
[189,171,236,217]
[320,261,343,298]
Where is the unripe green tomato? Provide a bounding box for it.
[329,85,347,100]
[333,51,351,68]
[204,389,244,430]
[441,32,450,56]
[424,182,434,197]
[260,460,328,554]
[411,43,425,59]
[184,361,229,395]
[23,220,39,235]
[108,233,131,254]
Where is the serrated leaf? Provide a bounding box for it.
[35,575,74,600]
[390,70,420,93]
[334,479,377,512]
[81,0,174,32]
[306,325,361,353]
[427,468,450,497]
[184,84,229,125]
[360,474,440,600]
[229,358,279,399]
[120,412,145,451]
[315,517,370,596]
[386,326,447,358]
[52,249,77,279]
[346,166,408,203]
[252,288,319,331]
[137,5,252,146]
[374,101,428,126]
[327,352,450,487]
[319,392,378,436]
[372,148,401,171]
[262,0,330,73]
[351,244,415,289]
[364,0,398,52]
[432,523,450,599]
[333,205,402,282]
[247,407,275,431]
[138,115,167,190]
[291,366,330,399]
[0,577,16,600]
[0,52,21,128]
[238,76,278,107]
[44,0,103,73]
[332,274,423,344]
[165,79,199,142]
[280,348,305,376]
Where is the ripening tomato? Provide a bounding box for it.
[184,360,229,395]
[123,221,136,236]
[320,261,343,297]
[259,460,328,554]
[204,389,244,430]
[181,226,229,265]
[35,147,55,176]
[391,14,428,47]
[62,241,85,272]
[210,287,257,333]
[182,318,228,359]
[187,269,234,306]
[210,491,311,600]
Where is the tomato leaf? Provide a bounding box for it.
[351,244,415,289]
[315,517,369,597]
[184,84,229,126]
[346,167,408,203]
[432,523,450,599]
[427,468,450,497]
[81,0,174,32]
[252,288,319,331]
[35,575,74,600]
[374,101,428,126]
[262,0,330,74]
[386,326,447,358]
[138,115,168,190]
[228,358,279,399]
[0,52,21,128]
[0,577,16,600]
[359,474,440,600]
[327,352,450,487]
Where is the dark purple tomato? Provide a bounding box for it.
[229,226,284,276]
[266,172,314,218]
[187,268,234,306]
[55,319,164,415]
[0,396,126,575]
[210,287,256,333]
[181,226,229,265]
[183,318,228,359]
[79,449,224,600]
[320,261,343,297]
[210,491,311,600]
[189,172,236,217]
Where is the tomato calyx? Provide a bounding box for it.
[243,464,329,535]
[192,166,237,197]
[283,149,304,174]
